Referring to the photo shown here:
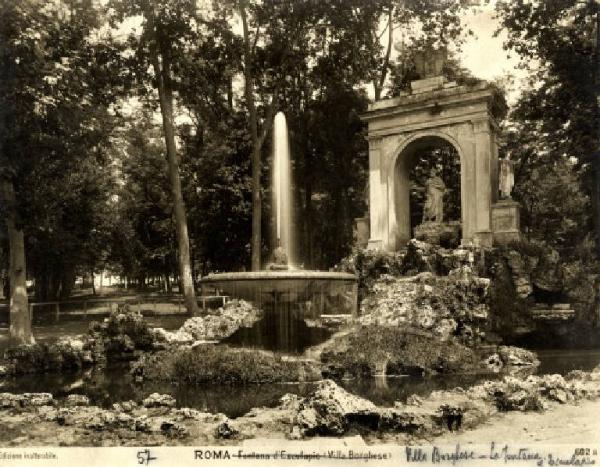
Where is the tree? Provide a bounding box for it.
[502,88,591,257]
[241,0,372,267]
[109,116,177,290]
[1,0,126,343]
[174,15,254,272]
[237,0,280,270]
[362,0,468,100]
[496,0,600,256]
[0,0,54,344]
[0,178,32,344]
[110,0,200,313]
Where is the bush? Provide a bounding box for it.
[484,249,534,339]
[131,345,320,385]
[105,304,155,350]
[502,239,546,259]
[3,339,88,374]
[337,248,405,298]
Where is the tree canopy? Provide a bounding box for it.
[496,0,600,258]
[2,0,598,342]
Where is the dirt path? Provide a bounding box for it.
[434,399,600,444]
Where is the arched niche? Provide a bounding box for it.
[388,132,463,249]
[361,80,503,251]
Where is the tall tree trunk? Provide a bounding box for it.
[593,8,600,257]
[149,20,199,314]
[303,142,314,268]
[34,269,48,302]
[240,0,262,271]
[373,6,394,101]
[49,268,60,301]
[1,178,34,345]
[593,157,600,256]
[227,76,234,110]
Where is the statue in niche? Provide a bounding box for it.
[422,171,446,223]
[499,158,515,199]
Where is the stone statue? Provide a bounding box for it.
[267,241,289,270]
[273,245,288,266]
[422,172,446,223]
[499,158,514,199]
[413,48,447,78]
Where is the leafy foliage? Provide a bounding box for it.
[496,0,600,256]
[0,0,127,300]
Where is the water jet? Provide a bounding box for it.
[200,112,358,335]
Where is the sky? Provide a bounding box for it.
[345,0,529,104]
[460,3,516,80]
[458,2,528,104]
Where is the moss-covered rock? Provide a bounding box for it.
[319,325,482,379]
[3,337,89,375]
[295,379,380,436]
[131,344,320,385]
[497,346,539,367]
[336,247,406,299]
[105,305,155,350]
[359,272,490,344]
[1,366,600,445]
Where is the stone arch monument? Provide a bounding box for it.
[360,76,517,250]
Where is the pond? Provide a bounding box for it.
[1,313,600,419]
[1,349,598,418]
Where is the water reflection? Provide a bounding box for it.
[0,363,316,418]
[1,349,598,419]
[340,374,496,407]
[225,306,332,354]
[535,348,600,374]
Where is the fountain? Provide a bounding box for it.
[200,112,357,319]
[271,111,294,268]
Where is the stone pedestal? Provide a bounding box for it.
[367,239,383,250]
[492,200,521,245]
[410,76,445,94]
[354,217,369,248]
[414,221,460,246]
[474,230,494,248]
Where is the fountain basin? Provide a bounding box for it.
[200,271,358,316]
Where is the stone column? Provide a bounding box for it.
[473,118,494,247]
[392,152,411,248]
[491,131,501,204]
[460,126,477,244]
[367,137,384,249]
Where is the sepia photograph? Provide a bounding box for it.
[0,0,599,464]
